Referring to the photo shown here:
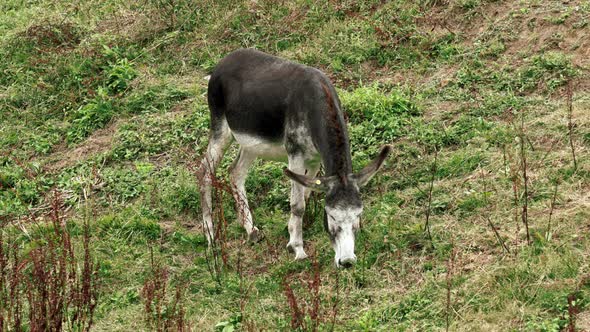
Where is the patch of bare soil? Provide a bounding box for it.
[20,21,82,50]
[96,9,167,42]
[43,122,117,173]
[419,1,590,69]
[578,310,590,331]
[504,9,590,68]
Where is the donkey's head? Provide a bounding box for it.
[284,145,391,268]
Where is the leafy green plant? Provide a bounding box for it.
[477,38,506,58]
[525,291,587,332]
[515,52,577,93]
[106,58,137,94]
[0,161,50,216]
[341,84,419,151]
[215,314,242,332]
[97,212,161,242]
[356,287,442,330]
[102,166,147,202]
[457,0,480,10]
[124,84,192,114]
[67,88,114,143]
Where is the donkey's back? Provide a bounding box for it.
[207,48,332,143]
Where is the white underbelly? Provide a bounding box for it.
[232,132,287,161]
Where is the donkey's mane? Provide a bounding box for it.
[320,82,349,185]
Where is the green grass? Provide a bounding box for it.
[1,0,589,330]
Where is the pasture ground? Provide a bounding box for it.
[1,0,590,330]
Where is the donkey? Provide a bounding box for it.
[198,48,390,268]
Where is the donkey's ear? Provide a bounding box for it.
[353,145,392,187]
[283,168,329,192]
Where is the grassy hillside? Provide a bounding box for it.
[1,0,589,330]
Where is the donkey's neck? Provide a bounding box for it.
[320,139,352,178]
[316,83,353,179]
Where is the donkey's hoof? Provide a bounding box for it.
[286,242,296,253]
[294,251,308,261]
[248,227,263,243]
[287,242,308,260]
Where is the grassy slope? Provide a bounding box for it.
[1,0,590,330]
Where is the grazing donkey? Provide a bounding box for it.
[199,48,390,268]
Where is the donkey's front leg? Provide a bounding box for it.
[286,155,308,260]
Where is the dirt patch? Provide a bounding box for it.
[96,10,167,43]
[505,14,590,67]
[418,1,590,69]
[43,122,117,173]
[20,21,82,50]
[577,310,590,331]
[488,1,589,68]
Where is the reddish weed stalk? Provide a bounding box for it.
[480,169,510,254]
[141,246,191,332]
[236,238,256,331]
[0,190,99,331]
[424,147,438,247]
[207,176,230,285]
[567,293,579,332]
[329,270,341,332]
[506,108,531,247]
[508,151,521,249]
[282,257,322,331]
[195,157,235,286]
[566,82,577,172]
[0,222,22,331]
[445,246,456,332]
[282,278,303,329]
[518,114,531,245]
[546,181,559,241]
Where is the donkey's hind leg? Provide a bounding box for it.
[229,148,262,242]
[198,118,232,246]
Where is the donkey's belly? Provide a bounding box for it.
[232,132,288,161]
